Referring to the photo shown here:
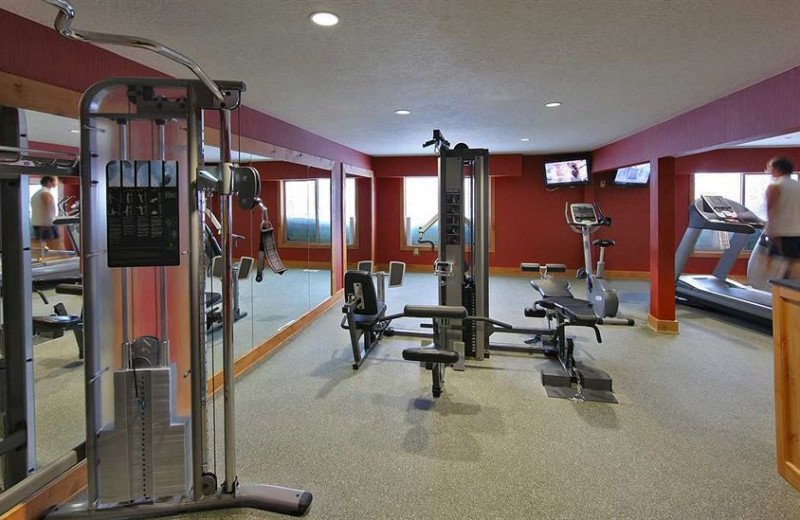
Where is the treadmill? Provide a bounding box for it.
[675,194,772,324]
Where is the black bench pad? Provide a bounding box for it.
[403,305,467,319]
[531,279,572,298]
[536,296,597,324]
[33,315,80,329]
[402,347,460,364]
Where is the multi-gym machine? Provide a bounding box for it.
[394,131,621,402]
[34,2,311,518]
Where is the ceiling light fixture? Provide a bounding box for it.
[520,138,530,142]
[544,101,562,108]
[394,109,411,115]
[69,129,80,134]
[310,12,339,26]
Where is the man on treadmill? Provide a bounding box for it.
[748,157,800,290]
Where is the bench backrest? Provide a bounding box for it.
[344,270,380,315]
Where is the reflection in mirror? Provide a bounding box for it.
[345,174,372,271]
[304,168,333,310]
[235,161,314,355]
[199,142,266,377]
[0,109,86,479]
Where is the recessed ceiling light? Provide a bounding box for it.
[544,102,562,108]
[69,129,80,134]
[520,138,530,142]
[310,12,339,26]
[394,109,411,115]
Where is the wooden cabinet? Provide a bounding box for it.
[773,280,800,492]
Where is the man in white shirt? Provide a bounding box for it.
[748,157,800,290]
[30,176,58,261]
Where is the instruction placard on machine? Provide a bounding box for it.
[106,160,180,267]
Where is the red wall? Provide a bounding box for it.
[374,154,587,270]
[585,172,650,272]
[346,177,372,266]
[373,147,800,275]
[592,65,800,171]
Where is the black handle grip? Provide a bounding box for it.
[403,305,467,319]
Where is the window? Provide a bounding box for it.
[692,172,799,252]
[283,178,331,244]
[402,176,482,248]
[281,177,356,246]
[344,177,356,246]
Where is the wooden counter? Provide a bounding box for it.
[772,279,800,491]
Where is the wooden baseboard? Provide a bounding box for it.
[282,260,333,270]
[1,462,86,520]
[647,313,680,333]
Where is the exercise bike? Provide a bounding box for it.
[566,202,622,318]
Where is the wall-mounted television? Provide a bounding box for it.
[543,158,590,187]
[614,163,650,186]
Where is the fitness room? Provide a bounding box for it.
[2,1,800,519]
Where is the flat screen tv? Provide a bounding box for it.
[544,158,589,187]
[614,163,650,186]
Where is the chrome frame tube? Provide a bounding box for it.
[218,109,237,494]
[117,121,131,366]
[187,98,207,500]
[156,121,169,364]
[473,154,490,360]
[582,228,593,277]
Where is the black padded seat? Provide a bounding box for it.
[206,292,222,307]
[531,279,572,298]
[402,347,460,365]
[593,239,616,248]
[352,303,387,328]
[33,315,80,329]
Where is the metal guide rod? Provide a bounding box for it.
[156,121,169,364]
[219,109,237,494]
[117,120,131,366]
[187,100,208,500]
[43,0,224,101]
[473,155,490,360]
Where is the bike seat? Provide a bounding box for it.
[593,239,615,248]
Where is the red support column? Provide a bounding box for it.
[648,156,679,333]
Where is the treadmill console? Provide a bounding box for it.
[701,194,737,220]
[569,203,599,226]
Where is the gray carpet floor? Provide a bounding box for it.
[183,273,800,520]
[29,272,800,519]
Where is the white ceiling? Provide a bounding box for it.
[22,110,270,162]
[5,0,800,156]
[735,131,800,148]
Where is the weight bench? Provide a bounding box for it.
[398,305,467,398]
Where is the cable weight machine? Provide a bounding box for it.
[40,1,311,517]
